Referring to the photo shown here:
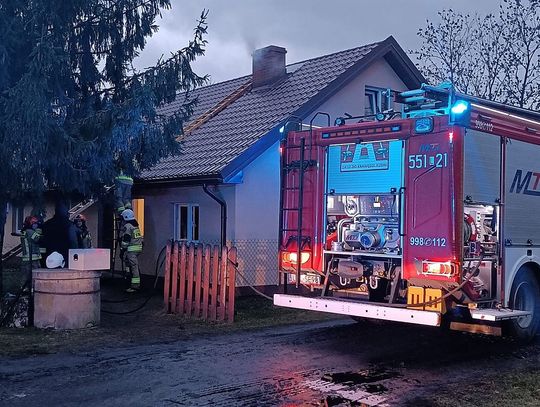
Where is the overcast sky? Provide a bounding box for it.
[135,0,502,84]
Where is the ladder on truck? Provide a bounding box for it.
[279,114,329,289]
[279,133,317,289]
[2,185,115,263]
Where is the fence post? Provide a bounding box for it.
[186,243,195,316]
[178,243,187,315]
[210,246,220,320]
[171,242,180,313]
[164,241,172,313]
[202,245,211,320]
[219,246,228,321]
[194,244,203,318]
[227,247,237,322]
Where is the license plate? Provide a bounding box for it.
[288,273,321,285]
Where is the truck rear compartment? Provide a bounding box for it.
[277,86,540,338]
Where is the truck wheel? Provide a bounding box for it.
[507,266,540,341]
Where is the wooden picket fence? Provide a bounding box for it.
[163,241,237,322]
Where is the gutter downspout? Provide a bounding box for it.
[203,185,227,247]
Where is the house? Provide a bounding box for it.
[1,36,423,286]
[135,36,425,291]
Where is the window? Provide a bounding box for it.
[132,198,145,235]
[173,204,199,242]
[10,204,24,232]
[364,87,392,116]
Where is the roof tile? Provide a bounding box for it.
[141,42,380,181]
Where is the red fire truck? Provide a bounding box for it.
[275,84,540,340]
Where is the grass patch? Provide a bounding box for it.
[0,291,340,357]
[406,366,540,407]
[232,295,338,329]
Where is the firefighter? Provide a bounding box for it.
[34,214,47,267]
[120,209,143,292]
[114,171,133,215]
[20,216,42,283]
[73,214,92,248]
[42,200,78,261]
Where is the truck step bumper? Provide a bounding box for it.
[470,308,531,321]
[274,294,441,327]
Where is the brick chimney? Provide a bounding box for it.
[252,45,287,88]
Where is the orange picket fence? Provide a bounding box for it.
[163,241,237,322]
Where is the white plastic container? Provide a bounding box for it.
[68,248,110,271]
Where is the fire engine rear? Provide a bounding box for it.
[275,84,540,340]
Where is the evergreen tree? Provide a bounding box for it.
[0,1,208,291]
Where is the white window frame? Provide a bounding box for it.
[173,203,200,242]
[10,204,24,232]
[365,86,392,116]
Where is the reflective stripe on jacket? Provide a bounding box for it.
[21,228,42,261]
[121,223,143,252]
[36,228,46,254]
[115,175,133,185]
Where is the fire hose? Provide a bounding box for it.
[230,258,272,301]
[100,245,166,315]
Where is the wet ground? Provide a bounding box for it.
[0,317,538,406]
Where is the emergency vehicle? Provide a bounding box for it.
[275,84,540,340]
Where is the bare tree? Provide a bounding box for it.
[414,9,478,94]
[414,0,540,109]
[470,13,512,102]
[500,0,540,108]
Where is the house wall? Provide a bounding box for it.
[232,140,281,286]
[139,185,236,277]
[140,142,280,287]
[139,57,413,289]
[306,58,409,126]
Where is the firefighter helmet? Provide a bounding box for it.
[121,209,135,221]
[46,252,65,268]
[23,216,39,228]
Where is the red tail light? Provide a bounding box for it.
[422,261,454,277]
[282,251,311,265]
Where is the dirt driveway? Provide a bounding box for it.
[1,313,539,406]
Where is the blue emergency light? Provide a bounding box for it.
[449,100,471,126]
[451,100,469,114]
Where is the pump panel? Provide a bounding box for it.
[327,140,403,194]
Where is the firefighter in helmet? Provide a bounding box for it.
[73,214,92,248]
[120,209,143,292]
[34,213,47,267]
[20,215,43,282]
[114,171,133,215]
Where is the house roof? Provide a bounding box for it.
[140,36,424,184]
